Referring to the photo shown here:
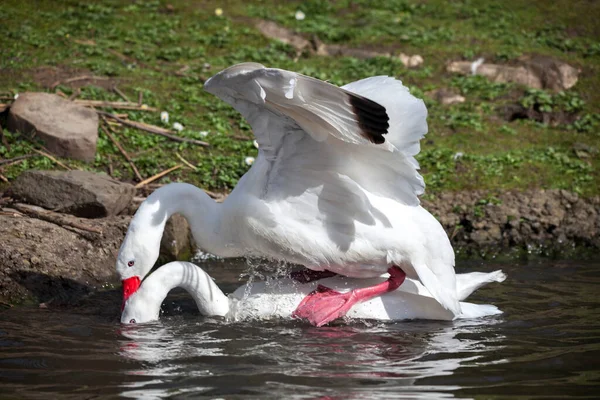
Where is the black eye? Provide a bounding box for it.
[127,260,135,267]
[129,319,136,324]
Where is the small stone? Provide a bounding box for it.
[160,213,193,261]
[447,55,579,92]
[10,170,135,218]
[7,92,99,161]
[398,53,424,68]
[425,88,465,106]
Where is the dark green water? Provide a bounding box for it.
[1,260,599,399]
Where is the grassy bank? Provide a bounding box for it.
[1,0,598,197]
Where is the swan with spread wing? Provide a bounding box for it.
[117,63,460,326]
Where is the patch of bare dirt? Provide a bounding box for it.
[253,19,423,67]
[32,66,120,90]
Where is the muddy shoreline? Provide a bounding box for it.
[1,189,598,307]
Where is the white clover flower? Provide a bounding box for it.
[253,140,259,149]
[199,131,209,137]
[160,111,169,124]
[14,93,19,100]
[245,156,255,166]
[215,8,223,16]
[453,152,464,161]
[295,10,305,21]
[173,122,184,132]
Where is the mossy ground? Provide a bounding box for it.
[1,0,599,197]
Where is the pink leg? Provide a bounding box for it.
[290,268,337,284]
[292,266,406,327]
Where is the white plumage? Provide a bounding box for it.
[121,261,506,324]
[117,63,462,319]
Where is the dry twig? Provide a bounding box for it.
[12,203,103,236]
[0,103,10,113]
[74,99,157,111]
[98,111,209,146]
[113,86,131,102]
[0,155,35,166]
[31,148,71,170]
[135,165,182,188]
[0,209,22,217]
[229,134,253,141]
[175,65,190,77]
[68,88,81,101]
[99,120,143,182]
[50,74,111,90]
[175,152,197,170]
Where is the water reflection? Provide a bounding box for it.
[117,315,504,398]
[1,260,599,399]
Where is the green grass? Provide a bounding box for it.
[0,0,598,196]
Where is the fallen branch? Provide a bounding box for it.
[229,134,253,141]
[68,88,81,101]
[12,203,103,235]
[0,173,8,183]
[0,209,22,217]
[175,152,197,170]
[50,74,111,90]
[204,189,227,202]
[55,89,68,98]
[74,99,158,112]
[99,121,143,182]
[0,155,35,166]
[98,111,210,146]
[31,149,71,170]
[175,65,190,77]
[138,91,143,106]
[113,86,131,102]
[135,165,182,188]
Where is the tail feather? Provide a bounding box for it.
[456,270,507,301]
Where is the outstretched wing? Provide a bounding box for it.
[204,63,459,313]
[203,62,428,206]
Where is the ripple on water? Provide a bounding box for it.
[0,260,599,399]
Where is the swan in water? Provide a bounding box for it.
[121,261,506,324]
[117,63,462,326]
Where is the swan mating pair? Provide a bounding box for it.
[117,62,505,326]
[121,261,506,324]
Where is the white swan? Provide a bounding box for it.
[121,261,506,324]
[117,63,460,326]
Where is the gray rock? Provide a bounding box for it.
[7,92,98,161]
[10,170,135,218]
[160,213,193,262]
[422,189,600,255]
[0,213,130,305]
[447,55,579,92]
[425,88,465,105]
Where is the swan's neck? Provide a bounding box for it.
[132,183,228,255]
[132,262,230,319]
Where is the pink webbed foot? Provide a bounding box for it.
[291,285,358,327]
[292,266,406,327]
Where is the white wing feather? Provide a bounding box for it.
[205,63,459,314]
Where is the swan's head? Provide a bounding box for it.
[116,220,161,309]
[120,290,159,324]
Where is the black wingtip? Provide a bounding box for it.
[348,94,390,145]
